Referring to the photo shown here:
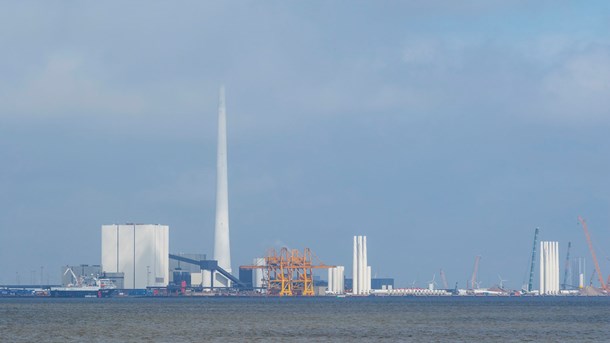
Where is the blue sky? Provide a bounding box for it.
[2,1,610,288]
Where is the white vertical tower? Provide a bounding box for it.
[362,236,368,293]
[327,266,345,294]
[352,235,371,295]
[358,236,364,293]
[214,86,231,286]
[578,257,585,289]
[540,241,559,294]
[539,241,545,294]
[352,236,359,294]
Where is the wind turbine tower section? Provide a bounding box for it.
[328,266,345,294]
[539,241,559,295]
[352,235,371,295]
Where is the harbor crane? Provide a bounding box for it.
[241,247,334,296]
[526,227,539,293]
[578,216,606,290]
[63,267,80,287]
[562,242,572,290]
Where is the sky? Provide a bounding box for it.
[2,1,610,289]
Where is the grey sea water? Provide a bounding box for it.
[1,297,609,342]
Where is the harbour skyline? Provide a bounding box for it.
[1,2,610,288]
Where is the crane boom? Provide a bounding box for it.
[578,216,605,290]
[562,242,571,290]
[63,267,80,286]
[527,227,539,292]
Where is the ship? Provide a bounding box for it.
[50,268,116,298]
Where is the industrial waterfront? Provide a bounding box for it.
[1,88,609,299]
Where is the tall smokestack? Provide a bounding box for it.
[214,86,231,281]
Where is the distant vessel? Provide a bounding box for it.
[50,268,116,298]
[49,284,115,298]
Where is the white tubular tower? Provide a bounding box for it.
[540,241,559,294]
[352,236,359,294]
[540,241,545,294]
[213,86,232,286]
[362,236,368,294]
[358,236,365,294]
[352,235,371,295]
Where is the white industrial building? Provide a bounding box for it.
[101,224,169,289]
[539,241,559,295]
[327,266,345,294]
[352,235,371,295]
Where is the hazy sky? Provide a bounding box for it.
[2,1,610,289]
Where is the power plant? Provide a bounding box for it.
[4,88,610,299]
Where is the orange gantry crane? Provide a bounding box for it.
[241,247,334,296]
[577,216,606,290]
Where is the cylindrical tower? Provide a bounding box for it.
[539,241,545,294]
[358,236,364,294]
[362,236,368,293]
[352,236,358,295]
[214,86,232,287]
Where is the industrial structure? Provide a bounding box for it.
[578,216,606,290]
[241,248,333,296]
[214,86,232,288]
[61,265,101,287]
[168,254,244,289]
[25,93,610,299]
[578,257,586,289]
[169,253,206,287]
[327,266,345,294]
[562,242,572,290]
[345,278,394,291]
[539,241,559,295]
[526,227,539,293]
[352,235,371,295]
[101,224,169,289]
[251,257,265,291]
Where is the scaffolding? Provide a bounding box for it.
[242,247,334,296]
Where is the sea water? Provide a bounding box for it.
[1,297,609,342]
